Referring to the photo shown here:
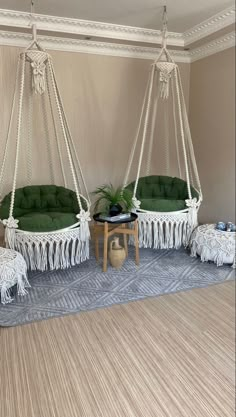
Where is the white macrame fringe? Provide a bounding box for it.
[190,224,235,268]
[130,211,195,249]
[0,249,29,304]
[137,218,192,249]
[5,227,89,271]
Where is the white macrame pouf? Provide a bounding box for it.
[0,247,30,304]
[190,224,236,268]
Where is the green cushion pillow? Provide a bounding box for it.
[0,185,81,232]
[17,212,78,232]
[126,176,199,212]
[139,198,187,212]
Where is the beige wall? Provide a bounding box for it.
[189,47,235,224]
[0,45,190,193]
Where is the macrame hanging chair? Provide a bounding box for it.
[0,25,91,271]
[123,8,202,249]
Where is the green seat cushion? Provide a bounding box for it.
[0,185,82,232]
[126,175,199,212]
[17,212,78,232]
[140,198,187,212]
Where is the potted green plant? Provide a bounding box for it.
[92,184,134,216]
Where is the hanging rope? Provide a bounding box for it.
[174,66,192,199]
[161,6,168,49]
[177,68,202,197]
[146,82,161,176]
[0,56,21,200]
[52,68,91,205]
[171,76,182,178]
[45,66,67,188]
[133,65,156,198]
[27,64,33,185]
[9,54,26,219]
[164,98,170,175]
[123,78,150,189]
[41,89,55,184]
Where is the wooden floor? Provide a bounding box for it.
[0,281,235,417]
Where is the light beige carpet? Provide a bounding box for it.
[0,281,235,417]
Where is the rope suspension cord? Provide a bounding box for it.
[133,64,156,198]
[41,90,55,184]
[145,81,161,176]
[51,68,91,205]
[161,5,168,49]
[45,66,67,188]
[0,56,21,200]
[164,98,170,175]
[171,76,182,178]
[47,59,83,212]
[123,78,150,189]
[27,64,33,185]
[9,54,26,219]
[176,68,202,196]
[173,66,192,200]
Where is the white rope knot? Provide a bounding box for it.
[156,62,176,99]
[185,197,199,209]
[76,210,91,242]
[132,197,141,210]
[2,216,19,229]
[160,71,171,84]
[76,210,91,223]
[30,61,46,94]
[31,61,45,77]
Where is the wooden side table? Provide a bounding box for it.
[93,213,139,272]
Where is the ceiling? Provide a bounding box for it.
[0,0,233,32]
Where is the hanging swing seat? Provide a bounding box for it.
[0,185,85,233]
[126,176,199,213]
[0,24,91,271]
[122,7,202,250]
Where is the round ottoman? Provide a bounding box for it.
[190,224,236,268]
[0,247,30,304]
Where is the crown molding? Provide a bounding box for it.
[1,30,234,64]
[0,30,190,62]
[0,9,184,47]
[190,31,236,62]
[0,6,235,49]
[184,5,235,46]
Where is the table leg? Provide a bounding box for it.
[134,220,140,265]
[94,225,99,261]
[103,222,108,272]
[122,224,128,256]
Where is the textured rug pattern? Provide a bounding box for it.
[0,247,234,327]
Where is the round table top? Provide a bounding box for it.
[93,212,138,224]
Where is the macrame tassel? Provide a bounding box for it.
[1,285,13,304]
[136,215,192,250]
[160,71,171,99]
[2,217,19,249]
[76,210,91,242]
[17,274,30,297]
[186,198,199,229]
[30,60,46,94]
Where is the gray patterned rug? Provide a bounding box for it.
[0,247,234,327]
